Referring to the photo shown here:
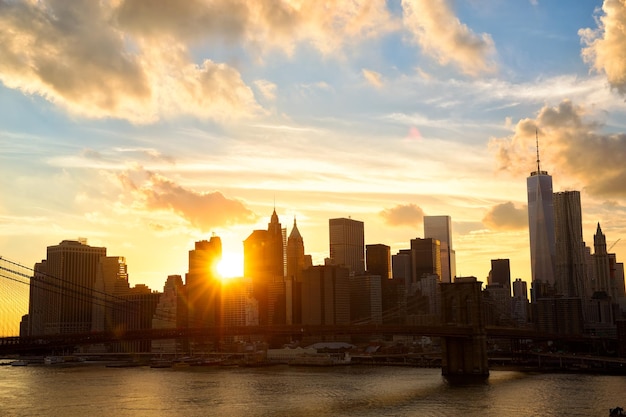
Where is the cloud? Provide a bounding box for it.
[0,1,262,123]
[117,167,257,231]
[116,0,397,56]
[489,99,626,199]
[254,80,278,101]
[362,69,384,88]
[0,0,396,123]
[482,202,527,231]
[401,0,497,76]
[579,0,626,95]
[380,203,424,226]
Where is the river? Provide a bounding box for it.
[0,363,624,416]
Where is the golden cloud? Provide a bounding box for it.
[117,167,258,231]
[482,202,528,231]
[580,0,626,95]
[401,0,497,76]
[380,203,424,226]
[116,0,397,56]
[362,69,384,88]
[489,99,626,198]
[0,0,396,123]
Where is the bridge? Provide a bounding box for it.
[0,256,617,377]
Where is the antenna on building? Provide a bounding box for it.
[535,128,541,173]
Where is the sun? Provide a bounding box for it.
[217,252,243,281]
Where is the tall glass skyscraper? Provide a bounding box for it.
[527,147,556,290]
[424,215,456,283]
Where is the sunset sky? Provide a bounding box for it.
[2,0,626,294]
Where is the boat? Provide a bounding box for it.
[10,360,28,366]
[172,360,190,368]
[189,358,223,367]
[44,356,64,365]
[150,360,172,369]
[289,353,351,367]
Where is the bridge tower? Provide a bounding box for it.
[440,277,489,378]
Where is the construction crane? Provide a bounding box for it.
[608,238,621,251]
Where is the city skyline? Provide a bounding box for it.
[2,1,626,292]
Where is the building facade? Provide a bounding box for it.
[329,217,365,275]
[553,191,586,297]
[186,236,222,328]
[424,215,456,283]
[244,210,286,325]
[29,239,106,335]
[527,162,556,292]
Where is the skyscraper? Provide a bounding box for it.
[527,136,556,291]
[244,209,286,325]
[366,244,391,280]
[329,217,365,275]
[301,265,350,326]
[489,259,511,293]
[424,215,456,283]
[593,223,611,297]
[186,236,222,327]
[287,218,305,281]
[29,239,107,335]
[244,209,285,282]
[553,191,586,297]
[92,256,130,332]
[409,238,441,284]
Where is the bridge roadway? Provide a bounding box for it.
[0,324,605,355]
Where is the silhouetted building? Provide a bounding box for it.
[489,259,511,294]
[186,236,222,328]
[350,274,382,325]
[424,215,456,283]
[512,278,529,325]
[29,239,106,335]
[286,218,306,281]
[392,249,412,290]
[244,210,286,325]
[483,283,512,326]
[609,255,626,301]
[110,284,160,353]
[417,273,440,317]
[367,244,398,320]
[244,210,285,282]
[301,265,350,326]
[583,292,616,337]
[593,223,612,298]
[329,217,364,275]
[527,143,556,290]
[409,238,441,284]
[92,256,130,333]
[366,244,391,280]
[553,191,586,297]
[152,275,187,354]
[536,297,583,335]
[222,277,258,328]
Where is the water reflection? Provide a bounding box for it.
[0,365,624,416]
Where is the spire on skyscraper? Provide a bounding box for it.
[289,217,302,240]
[536,128,541,174]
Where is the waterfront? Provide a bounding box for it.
[1,363,624,416]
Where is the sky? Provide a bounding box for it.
[2,0,626,295]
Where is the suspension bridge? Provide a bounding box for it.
[0,256,620,376]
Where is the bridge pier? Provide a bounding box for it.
[440,278,489,378]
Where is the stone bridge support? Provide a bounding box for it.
[440,278,489,378]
